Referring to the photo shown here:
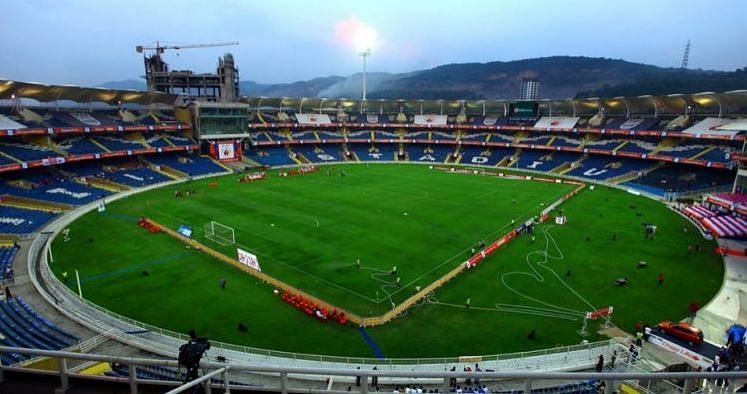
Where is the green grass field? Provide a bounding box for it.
[50,164,724,358]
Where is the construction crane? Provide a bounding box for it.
[135,41,239,55]
[137,41,240,99]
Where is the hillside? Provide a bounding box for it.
[101,57,747,100]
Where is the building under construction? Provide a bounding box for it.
[139,42,240,102]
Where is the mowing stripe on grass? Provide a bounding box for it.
[80,251,192,283]
[100,212,140,222]
[357,327,386,359]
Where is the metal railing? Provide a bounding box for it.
[22,161,718,369]
[1,346,746,394]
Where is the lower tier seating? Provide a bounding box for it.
[0,297,79,365]
[0,206,57,234]
[147,154,228,177]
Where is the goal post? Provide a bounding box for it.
[204,221,235,246]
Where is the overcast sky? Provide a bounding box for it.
[1,0,746,87]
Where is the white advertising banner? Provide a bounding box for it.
[414,115,448,126]
[683,117,740,137]
[534,116,580,129]
[237,248,261,272]
[295,113,332,125]
[218,143,235,160]
[647,334,711,368]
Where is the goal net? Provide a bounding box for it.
[204,221,235,246]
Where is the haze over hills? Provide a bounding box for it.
[101,56,747,100]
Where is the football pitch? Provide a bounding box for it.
[50,164,724,358]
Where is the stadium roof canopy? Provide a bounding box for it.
[1,78,745,115]
[241,91,747,117]
[0,79,179,105]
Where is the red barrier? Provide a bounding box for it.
[238,172,266,183]
[715,247,747,257]
[466,230,518,268]
[280,291,347,324]
[138,217,161,234]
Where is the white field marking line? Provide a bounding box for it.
[365,267,400,304]
[498,225,595,317]
[395,292,579,321]
[157,177,570,305]
[296,171,498,210]
[281,212,320,228]
[147,209,382,304]
[144,174,578,309]
[355,183,577,305]
[230,236,383,304]
[173,182,355,239]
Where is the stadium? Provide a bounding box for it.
[2,2,747,393]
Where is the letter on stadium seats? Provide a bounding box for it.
[527,161,543,169]
[317,154,336,161]
[583,168,607,176]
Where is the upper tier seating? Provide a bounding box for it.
[317,131,341,140]
[161,134,194,147]
[520,133,553,146]
[291,131,317,141]
[373,131,398,140]
[583,138,622,150]
[459,132,489,141]
[0,109,182,130]
[698,146,734,163]
[550,136,583,147]
[50,111,122,127]
[0,144,58,161]
[657,142,710,159]
[431,132,457,141]
[57,138,106,155]
[95,136,146,151]
[0,154,16,166]
[142,133,171,148]
[603,118,661,130]
[617,139,657,154]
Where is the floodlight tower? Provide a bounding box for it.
[360,49,371,101]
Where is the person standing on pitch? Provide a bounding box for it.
[657,273,664,286]
[391,265,397,275]
[219,277,226,290]
[465,297,471,309]
[356,258,361,269]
